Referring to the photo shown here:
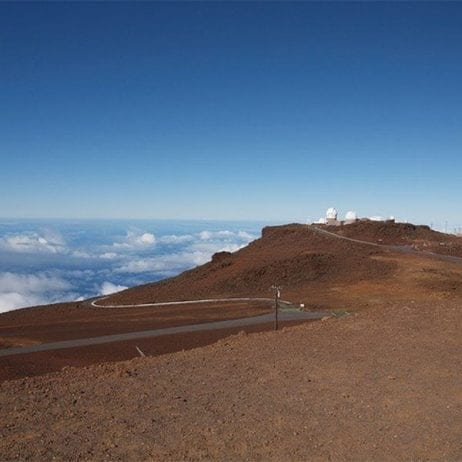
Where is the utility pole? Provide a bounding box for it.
[271,285,282,331]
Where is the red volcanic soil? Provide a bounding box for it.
[2,221,462,384]
[1,222,462,459]
[0,320,309,382]
[325,220,462,256]
[102,222,462,310]
[1,299,461,461]
[103,223,397,306]
[0,300,270,348]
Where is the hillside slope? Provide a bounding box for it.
[324,221,462,255]
[103,223,462,310]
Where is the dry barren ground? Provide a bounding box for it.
[0,320,308,382]
[1,299,461,461]
[0,300,270,348]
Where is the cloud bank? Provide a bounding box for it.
[0,229,66,254]
[99,281,129,296]
[0,272,74,313]
[0,222,261,312]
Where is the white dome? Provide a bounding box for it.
[370,216,385,222]
[345,211,357,221]
[326,207,338,220]
[313,217,327,224]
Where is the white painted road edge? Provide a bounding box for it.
[91,296,294,309]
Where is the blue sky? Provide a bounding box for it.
[1,2,461,227]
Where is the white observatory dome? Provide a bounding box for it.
[326,207,338,220]
[345,211,357,221]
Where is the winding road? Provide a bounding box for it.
[3,225,459,359]
[310,225,462,265]
[90,296,293,309]
[0,301,328,357]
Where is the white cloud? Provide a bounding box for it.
[159,234,194,244]
[40,228,66,247]
[116,242,244,275]
[199,230,235,240]
[99,281,128,296]
[0,272,71,293]
[115,250,210,274]
[115,259,160,273]
[0,225,261,311]
[198,230,213,240]
[99,252,118,259]
[237,230,256,240]
[113,228,256,275]
[198,230,256,241]
[0,272,73,313]
[190,241,244,254]
[0,231,66,254]
[0,292,45,314]
[113,231,156,248]
[71,250,92,258]
[139,232,155,244]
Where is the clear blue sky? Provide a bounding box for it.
[1,2,461,227]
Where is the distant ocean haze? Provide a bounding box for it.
[0,219,269,313]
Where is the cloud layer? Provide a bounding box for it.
[99,281,129,296]
[0,229,66,254]
[0,221,261,313]
[0,272,73,313]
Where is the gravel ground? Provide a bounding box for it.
[1,299,461,461]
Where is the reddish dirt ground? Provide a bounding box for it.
[0,320,308,382]
[101,223,462,309]
[1,300,460,461]
[324,221,462,257]
[0,300,271,348]
[2,222,462,460]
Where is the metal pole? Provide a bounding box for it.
[271,285,281,331]
[274,289,279,331]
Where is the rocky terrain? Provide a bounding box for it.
[102,222,462,311]
[324,220,462,256]
[1,299,461,461]
[1,221,462,460]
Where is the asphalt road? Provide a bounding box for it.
[311,225,462,265]
[0,304,329,358]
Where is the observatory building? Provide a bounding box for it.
[344,211,358,224]
[312,208,394,226]
[326,207,339,226]
[313,208,360,226]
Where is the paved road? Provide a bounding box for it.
[90,296,292,309]
[310,225,462,265]
[0,306,328,358]
[8,225,457,358]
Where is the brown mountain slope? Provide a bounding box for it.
[325,221,462,256]
[103,223,462,310]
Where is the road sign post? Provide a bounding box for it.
[271,285,281,331]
